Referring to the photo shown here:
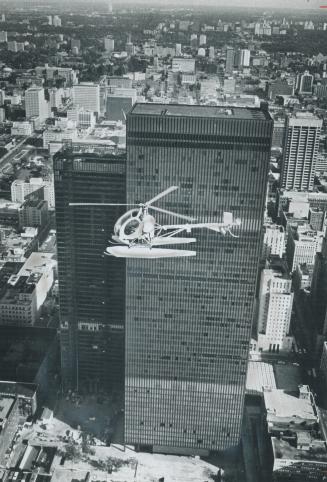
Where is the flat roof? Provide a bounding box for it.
[264,388,316,421]
[272,437,327,463]
[21,252,55,274]
[246,361,276,396]
[130,103,270,121]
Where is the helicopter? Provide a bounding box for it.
[69,186,241,259]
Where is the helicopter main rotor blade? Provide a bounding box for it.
[145,186,179,206]
[69,203,137,206]
[149,205,195,221]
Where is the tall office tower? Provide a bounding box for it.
[217,65,225,88]
[125,103,273,455]
[54,145,126,392]
[73,83,100,116]
[199,34,206,46]
[25,86,49,121]
[53,15,62,27]
[296,70,313,95]
[257,261,294,353]
[49,88,63,110]
[239,49,250,67]
[108,0,113,14]
[281,112,322,191]
[0,31,7,42]
[225,47,235,74]
[126,41,134,56]
[71,38,81,51]
[104,36,115,53]
[0,89,5,105]
[190,33,197,48]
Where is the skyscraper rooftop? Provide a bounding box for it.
[130,103,270,120]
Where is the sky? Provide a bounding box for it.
[111,0,326,9]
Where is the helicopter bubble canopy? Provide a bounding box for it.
[114,209,141,240]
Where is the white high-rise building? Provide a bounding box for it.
[257,265,294,353]
[262,223,285,259]
[199,34,207,46]
[108,0,113,14]
[190,33,197,47]
[47,15,52,25]
[53,15,62,27]
[25,86,49,121]
[73,83,100,116]
[281,112,322,191]
[67,107,96,129]
[0,31,7,42]
[175,43,182,56]
[239,49,250,67]
[0,89,5,105]
[11,177,55,209]
[287,225,324,272]
[104,36,115,53]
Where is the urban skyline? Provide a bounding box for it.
[0,2,327,481]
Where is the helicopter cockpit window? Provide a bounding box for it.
[124,219,140,236]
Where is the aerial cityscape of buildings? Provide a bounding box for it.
[0,1,327,481]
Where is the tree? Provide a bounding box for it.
[65,442,80,461]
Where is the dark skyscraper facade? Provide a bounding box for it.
[125,104,273,455]
[54,145,126,392]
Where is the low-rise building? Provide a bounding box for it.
[0,252,55,325]
[0,395,19,465]
[11,121,33,136]
[0,200,20,228]
[0,226,39,261]
[42,126,77,151]
[263,386,327,481]
[172,57,195,73]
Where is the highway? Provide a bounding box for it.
[0,133,43,175]
[0,137,28,170]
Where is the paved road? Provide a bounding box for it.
[0,137,28,171]
[0,133,43,174]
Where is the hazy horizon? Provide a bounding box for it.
[7,0,327,11]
